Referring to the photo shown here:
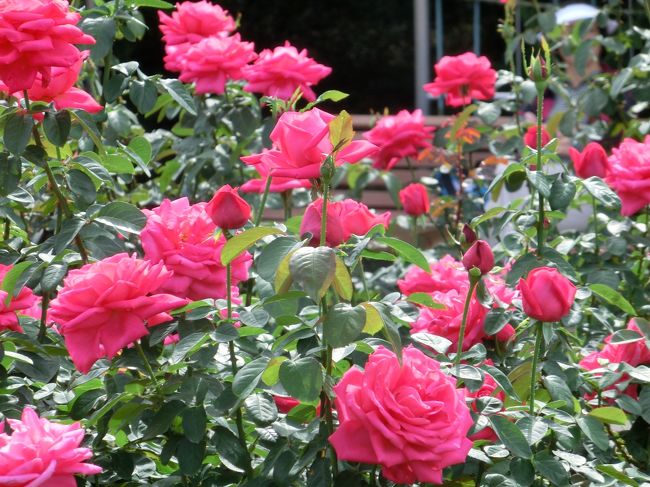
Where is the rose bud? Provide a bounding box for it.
[517,267,576,322]
[462,240,494,276]
[206,185,251,230]
[399,183,430,217]
[462,224,477,245]
[569,142,609,179]
[523,125,550,149]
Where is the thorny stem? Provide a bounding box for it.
[254,175,272,226]
[535,88,546,256]
[529,321,544,416]
[454,278,479,374]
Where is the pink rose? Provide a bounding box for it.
[523,125,551,149]
[397,255,467,296]
[0,52,102,114]
[517,267,576,322]
[0,264,40,332]
[205,185,252,230]
[569,142,609,179]
[141,197,252,301]
[48,253,188,373]
[177,34,257,95]
[423,52,496,107]
[243,41,331,102]
[462,240,494,276]
[329,346,473,484]
[245,108,377,180]
[158,0,236,72]
[399,182,430,217]
[300,198,391,247]
[0,408,102,485]
[240,149,313,194]
[0,0,95,92]
[364,109,434,170]
[605,136,650,216]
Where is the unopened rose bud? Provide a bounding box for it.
[462,239,494,276]
[462,224,477,245]
[206,185,251,230]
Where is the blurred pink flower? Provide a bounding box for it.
[243,41,331,101]
[364,109,434,170]
[330,345,473,484]
[141,197,252,301]
[0,264,40,333]
[569,142,609,179]
[0,0,95,92]
[240,149,313,193]
[423,52,496,107]
[605,136,650,216]
[178,34,256,95]
[48,253,188,373]
[0,407,101,486]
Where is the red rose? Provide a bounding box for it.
[399,183,430,217]
[569,142,609,179]
[206,185,251,230]
[462,240,494,276]
[523,125,551,149]
[517,267,576,322]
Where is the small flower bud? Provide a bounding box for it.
[462,240,494,276]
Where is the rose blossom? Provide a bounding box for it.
[517,267,576,322]
[0,0,95,92]
[0,408,102,486]
[141,197,252,301]
[243,41,331,101]
[300,198,391,247]
[178,34,257,95]
[363,109,434,170]
[240,149,313,193]
[158,0,236,72]
[205,185,252,230]
[399,183,430,217]
[423,52,496,107]
[0,52,102,114]
[523,125,551,149]
[569,142,609,179]
[243,108,377,180]
[397,255,468,296]
[605,136,650,216]
[48,253,188,373]
[0,264,40,332]
[329,345,473,484]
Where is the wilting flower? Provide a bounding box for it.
[517,267,576,322]
[243,41,331,101]
[177,34,256,95]
[605,136,650,216]
[423,52,496,107]
[48,253,188,373]
[0,407,102,485]
[300,198,391,247]
[0,0,95,92]
[569,142,609,179]
[243,108,377,180]
[141,197,252,302]
[158,0,236,72]
[0,52,101,113]
[240,149,313,194]
[363,109,434,170]
[330,346,473,484]
[0,264,40,332]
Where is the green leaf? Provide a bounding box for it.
[1,261,33,305]
[143,399,186,440]
[534,451,569,486]
[41,263,68,293]
[182,406,207,443]
[482,363,520,400]
[596,465,638,487]
[67,169,97,207]
[221,227,285,265]
[53,217,85,254]
[176,438,205,475]
[490,415,533,458]
[577,416,609,450]
[130,79,158,114]
[160,79,197,115]
[212,426,248,472]
[256,236,300,282]
[233,357,270,398]
[610,329,643,345]
[526,168,552,198]
[588,407,628,425]
[375,236,430,273]
[315,90,349,103]
[279,357,323,403]
[126,136,152,168]
[333,256,353,301]
[483,309,510,336]
[328,110,354,150]
[517,417,548,445]
[0,153,22,196]
[323,303,366,348]
[289,247,336,302]
[261,356,287,386]
[102,154,135,174]
[549,176,577,211]
[589,284,636,315]
[94,201,146,234]
[43,111,71,146]
[169,333,209,364]
[610,67,632,98]
[81,17,116,60]
[132,0,173,7]
[582,177,620,210]
[4,112,33,155]
[244,393,278,426]
[407,293,446,309]
[543,375,576,413]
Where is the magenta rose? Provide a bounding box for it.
[300,198,391,247]
[423,52,496,107]
[605,136,650,216]
[0,0,95,92]
[330,345,473,484]
[245,108,377,180]
[0,408,102,486]
[141,197,252,301]
[569,142,609,180]
[48,253,188,373]
[243,41,331,102]
[397,255,468,296]
[517,267,576,322]
[240,150,313,194]
[364,109,434,170]
[399,182,430,217]
[0,264,40,333]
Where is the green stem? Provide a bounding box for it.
[411,216,419,247]
[406,157,416,182]
[454,278,479,373]
[455,141,465,228]
[37,292,50,342]
[535,88,545,256]
[3,218,9,240]
[134,341,159,389]
[320,181,330,247]
[592,196,600,257]
[254,175,272,226]
[529,321,544,416]
[358,257,369,302]
[281,190,292,221]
